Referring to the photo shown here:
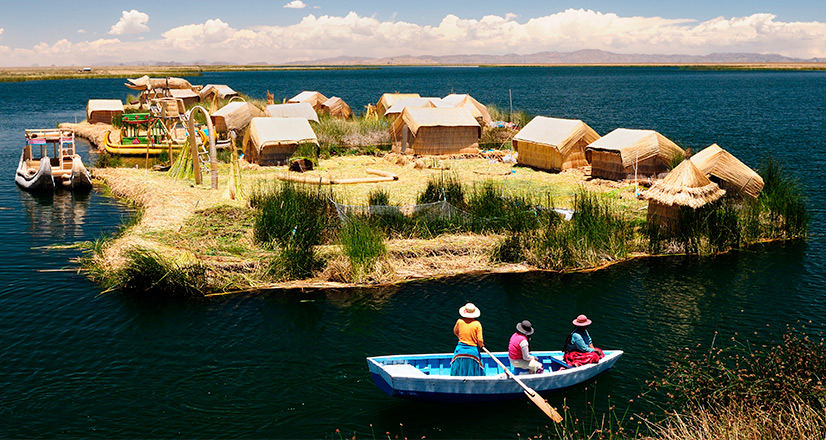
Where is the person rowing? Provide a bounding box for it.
[562,314,605,367]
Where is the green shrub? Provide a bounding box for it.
[367,188,391,206]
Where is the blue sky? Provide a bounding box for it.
[1,1,824,66]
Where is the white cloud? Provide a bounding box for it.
[77,29,86,34]
[0,28,4,39]
[108,9,150,35]
[2,9,825,66]
[284,1,306,9]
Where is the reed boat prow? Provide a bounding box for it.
[367,350,622,402]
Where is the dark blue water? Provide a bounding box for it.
[0,67,824,438]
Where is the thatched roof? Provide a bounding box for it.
[200,84,238,99]
[376,93,421,115]
[249,117,318,150]
[384,97,448,117]
[168,88,200,101]
[86,99,124,124]
[265,103,319,123]
[514,117,600,156]
[288,91,329,110]
[586,128,684,168]
[391,107,480,138]
[642,159,725,208]
[441,94,492,124]
[690,144,764,199]
[125,75,197,91]
[211,102,265,132]
[321,96,352,118]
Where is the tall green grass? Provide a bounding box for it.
[339,216,387,283]
[103,247,209,296]
[416,172,465,206]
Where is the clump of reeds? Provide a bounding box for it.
[337,215,389,283]
[315,114,391,156]
[416,171,465,206]
[102,246,209,296]
[754,156,809,238]
[167,141,196,180]
[486,103,533,127]
[94,152,123,168]
[367,188,391,206]
[250,181,332,279]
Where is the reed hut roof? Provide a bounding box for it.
[125,75,197,91]
[441,94,492,124]
[642,159,725,208]
[249,117,318,149]
[168,88,200,100]
[288,91,329,110]
[211,101,265,132]
[86,99,124,124]
[392,106,481,138]
[265,102,319,123]
[514,117,600,157]
[200,84,238,99]
[321,96,352,118]
[585,128,684,168]
[377,93,421,114]
[690,144,764,199]
[384,97,448,117]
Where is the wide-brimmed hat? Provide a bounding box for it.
[516,320,534,336]
[572,314,592,327]
[459,303,481,318]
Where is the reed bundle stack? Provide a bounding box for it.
[86,99,123,124]
[586,128,685,180]
[265,103,319,123]
[211,102,265,133]
[384,97,447,120]
[200,84,238,100]
[376,93,421,115]
[288,91,329,112]
[244,117,318,166]
[441,94,492,125]
[390,107,480,155]
[690,144,764,199]
[320,97,352,119]
[643,159,725,226]
[513,116,600,171]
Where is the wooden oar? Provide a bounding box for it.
[482,347,563,423]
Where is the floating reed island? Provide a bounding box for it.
[70,77,808,296]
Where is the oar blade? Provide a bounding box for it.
[524,390,563,423]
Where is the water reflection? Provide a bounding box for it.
[17,188,91,238]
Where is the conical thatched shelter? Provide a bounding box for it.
[690,144,764,199]
[320,96,352,119]
[441,94,492,125]
[391,107,480,155]
[643,159,726,227]
[586,129,685,180]
[376,93,421,115]
[211,101,265,133]
[513,117,600,171]
[288,91,329,111]
[243,117,318,166]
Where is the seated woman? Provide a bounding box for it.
[450,303,485,376]
[508,320,543,374]
[563,314,605,367]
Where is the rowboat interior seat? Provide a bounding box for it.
[383,363,427,377]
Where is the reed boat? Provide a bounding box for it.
[104,112,206,156]
[16,129,92,191]
[367,350,622,402]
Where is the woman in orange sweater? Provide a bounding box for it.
[450,303,485,376]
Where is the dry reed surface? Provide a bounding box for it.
[92,154,648,292]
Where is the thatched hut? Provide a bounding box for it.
[320,96,352,119]
[376,93,421,115]
[441,94,492,125]
[211,101,265,133]
[200,84,238,100]
[288,91,329,112]
[643,159,726,227]
[586,129,685,180]
[384,97,446,120]
[243,117,318,166]
[168,88,200,107]
[690,144,764,199]
[86,99,123,124]
[513,117,600,171]
[391,107,480,155]
[265,103,319,123]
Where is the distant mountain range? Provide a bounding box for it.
[285,49,825,65]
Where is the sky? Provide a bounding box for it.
[1,1,825,66]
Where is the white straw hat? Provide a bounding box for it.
[459,303,481,318]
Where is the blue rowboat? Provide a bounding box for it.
[367,350,622,403]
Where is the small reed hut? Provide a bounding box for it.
[643,159,726,228]
[441,94,492,125]
[513,116,600,171]
[244,117,318,166]
[320,96,352,119]
[586,128,685,180]
[168,89,200,107]
[211,101,265,134]
[690,144,764,199]
[288,91,329,112]
[376,93,421,115]
[384,97,446,120]
[391,107,480,155]
[86,99,123,124]
[200,84,238,101]
[265,103,319,123]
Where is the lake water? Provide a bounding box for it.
[0,67,824,438]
